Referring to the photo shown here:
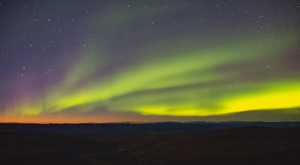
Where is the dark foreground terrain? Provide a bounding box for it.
[1,123,300,165]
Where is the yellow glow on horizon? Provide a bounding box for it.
[224,83,300,113]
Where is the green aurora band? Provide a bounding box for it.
[5,31,300,118]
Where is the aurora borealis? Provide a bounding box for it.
[1,0,300,123]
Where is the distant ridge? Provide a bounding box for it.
[1,122,300,134]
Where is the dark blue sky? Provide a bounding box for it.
[0,0,300,123]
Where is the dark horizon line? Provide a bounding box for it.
[1,121,299,125]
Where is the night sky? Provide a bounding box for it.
[1,0,300,123]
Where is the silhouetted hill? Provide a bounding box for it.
[77,126,300,164]
[1,125,299,164]
[0,132,115,165]
[1,122,300,134]
[0,132,115,154]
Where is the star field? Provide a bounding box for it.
[0,0,300,123]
